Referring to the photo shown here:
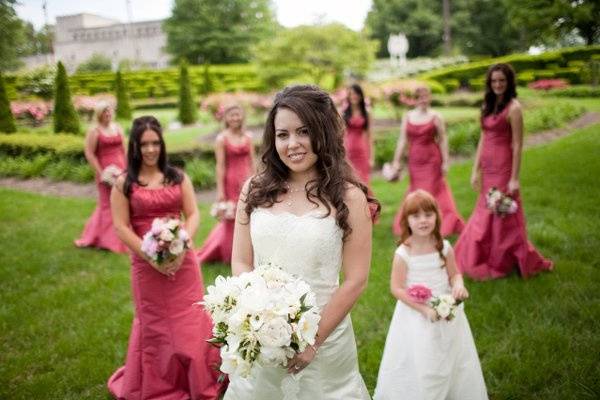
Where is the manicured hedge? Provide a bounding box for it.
[420,46,600,91]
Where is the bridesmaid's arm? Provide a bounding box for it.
[390,254,437,321]
[470,131,484,191]
[367,115,375,168]
[110,176,143,258]
[434,113,450,174]
[391,115,408,171]
[84,127,102,175]
[444,246,469,301]
[508,101,524,194]
[180,173,200,240]
[231,179,254,276]
[215,134,226,201]
[314,186,372,348]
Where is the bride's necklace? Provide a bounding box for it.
[284,182,307,207]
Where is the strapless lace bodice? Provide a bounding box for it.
[250,208,343,309]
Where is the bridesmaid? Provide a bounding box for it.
[390,85,465,237]
[455,63,553,280]
[75,103,127,253]
[108,116,224,399]
[197,104,255,264]
[343,83,373,185]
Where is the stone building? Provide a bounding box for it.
[54,13,170,71]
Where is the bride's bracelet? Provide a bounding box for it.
[308,343,319,355]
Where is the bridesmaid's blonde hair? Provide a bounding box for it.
[398,189,446,266]
[94,102,112,124]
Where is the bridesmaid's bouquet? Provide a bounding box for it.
[407,284,462,321]
[141,218,190,265]
[210,201,236,220]
[100,164,122,186]
[202,264,321,378]
[486,187,518,216]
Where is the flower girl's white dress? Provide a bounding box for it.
[224,209,370,400]
[374,240,488,400]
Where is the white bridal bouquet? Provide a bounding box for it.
[429,293,462,321]
[202,264,321,378]
[486,187,518,216]
[141,217,190,265]
[100,164,122,186]
[210,201,236,220]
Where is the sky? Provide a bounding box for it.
[16,0,373,31]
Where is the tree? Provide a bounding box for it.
[253,24,378,89]
[0,72,16,133]
[53,62,80,134]
[178,60,197,125]
[163,0,276,64]
[76,53,113,73]
[115,70,132,120]
[0,0,26,71]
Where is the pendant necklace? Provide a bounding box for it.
[285,182,306,207]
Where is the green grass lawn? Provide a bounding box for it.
[1,124,599,399]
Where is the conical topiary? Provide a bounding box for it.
[53,61,80,134]
[115,70,132,119]
[178,60,197,125]
[0,72,17,133]
[201,63,213,95]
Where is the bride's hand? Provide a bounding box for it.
[286,345,318,374]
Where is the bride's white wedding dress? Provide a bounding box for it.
[224,208,371,400]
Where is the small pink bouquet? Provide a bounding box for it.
[141,218,190,265]
[210,201,236,221]
[407,284,433,304]
[100,164,122,186]
[486,187,518,216]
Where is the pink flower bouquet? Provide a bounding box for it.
[486,187,518,216]
[407,284,433,304]
[141,218,190,265]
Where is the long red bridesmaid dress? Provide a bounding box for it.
[344,115,371,184]
[454,103,553,280]
[75,128,128,253]
[197,136,253,264]
[108,183,225,400]
[392,119,465,237]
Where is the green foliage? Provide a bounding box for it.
[253,23,378,89]
[115,70,132,119]
[543,85,600,98]
[164,0,276,64]
[0,0,26,71]
[76,53,113,73]
[201,63,213,94]
[0,132,84,159]
[178,60,198,124]
[183,158,216,189]
[53,62,81,134]
[0,73,16,133]
[18,65,55,99]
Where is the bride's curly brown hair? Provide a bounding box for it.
[244,85,380,240]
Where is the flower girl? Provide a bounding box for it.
[374,190,487,400]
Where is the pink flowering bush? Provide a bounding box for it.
[10,101,51,126]
[73,94,116,121]
[528,79,570,91]
[201,92,273,121]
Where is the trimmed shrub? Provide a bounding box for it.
[53,62,81,134]
[115,70,132,119]
[543,85,600,98]
[0,73,17,133]
[178,60,198,125]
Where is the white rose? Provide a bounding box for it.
[166,218,180,230]
[259,345,288,366]
[169,238,184,255]
[297,311,321,345]
[159,229,175,242]
[257,316,292,348]
[439,294,456,305]
[436,302,451,319]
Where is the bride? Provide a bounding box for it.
[224,85,380,400]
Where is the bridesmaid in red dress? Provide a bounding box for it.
[109,116,225,399]
[75,103,127,253]
[390,86,465,237]
[343,84,373,185]
[197,104,255,264]
[455,63,553,280]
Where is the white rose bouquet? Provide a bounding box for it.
[100,164,122,186]
[429,294,462,321]
[141,217,190,265]
[201,264,321,379]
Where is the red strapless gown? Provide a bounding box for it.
[108,184,225,399]
[392,119,465,237]
[75,131,127,253]
[454,105,553,280]
[344,115,370,184]
[197,136,253,264]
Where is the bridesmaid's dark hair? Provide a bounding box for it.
[343,83,369,130]
[123,116,183,197]
[482,63,517,117]
[244,85,380,240]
